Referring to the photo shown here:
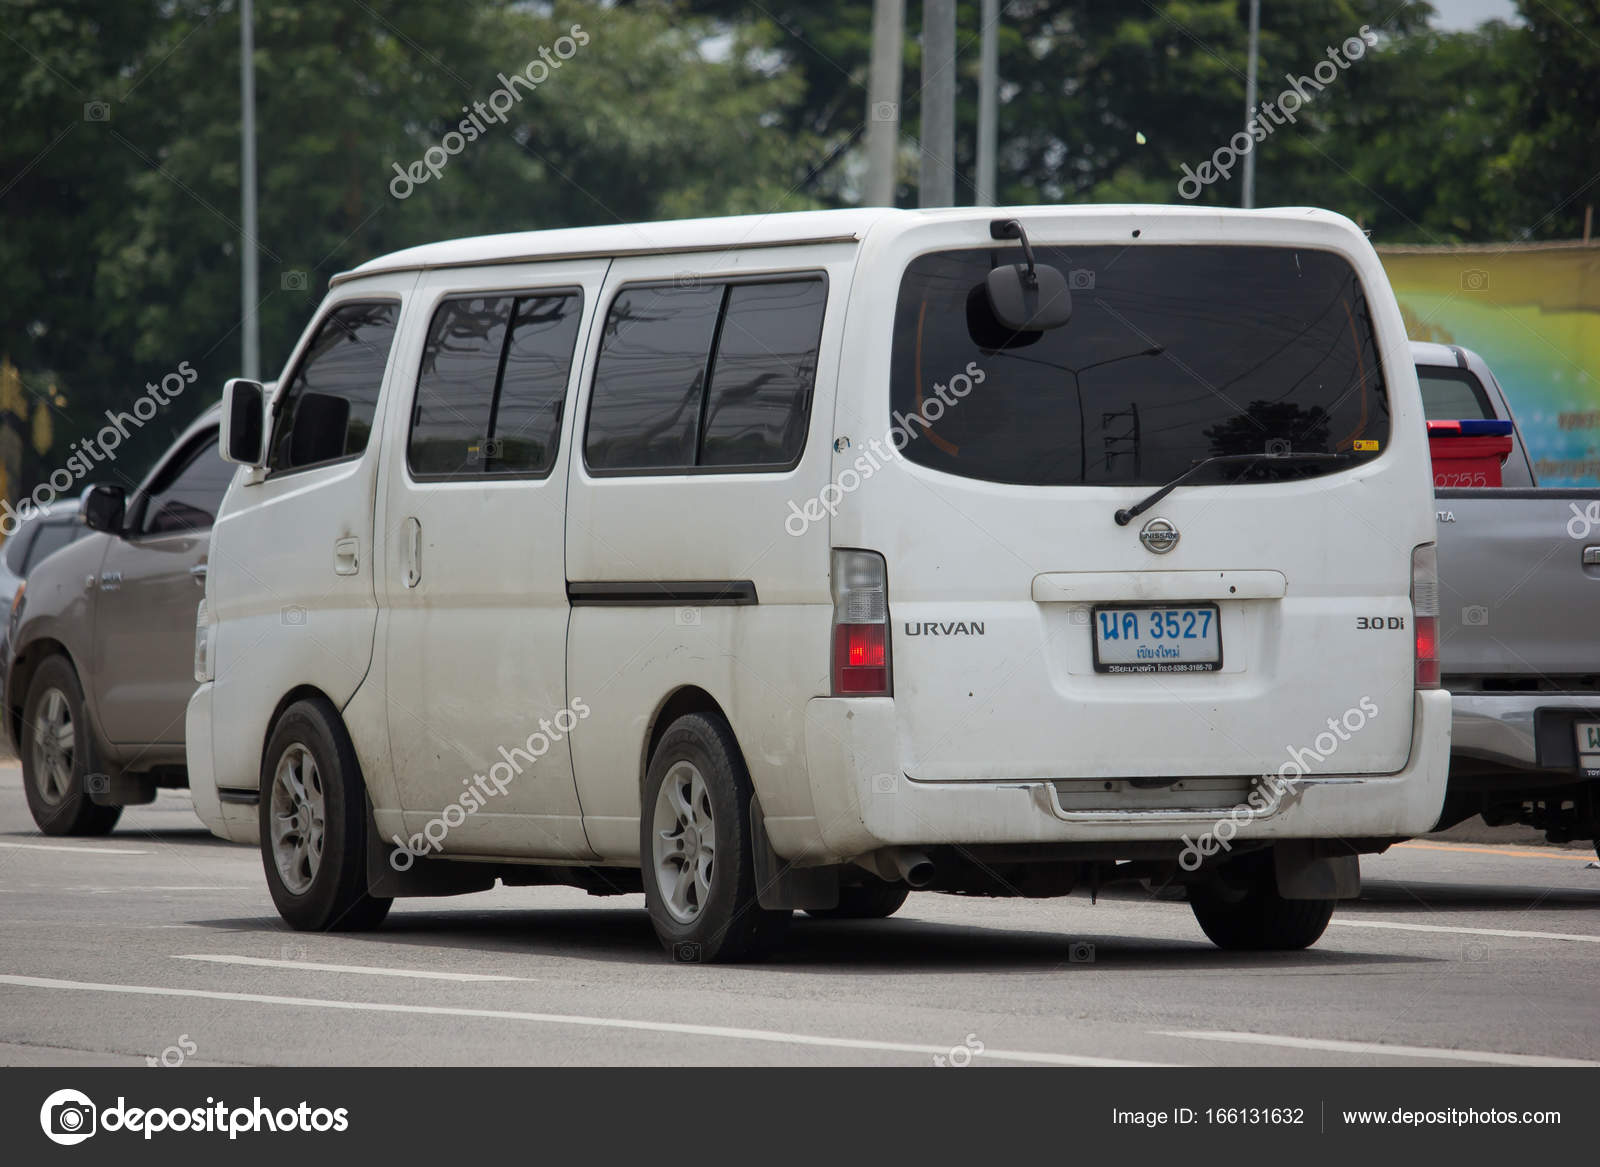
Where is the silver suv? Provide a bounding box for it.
[6,407,229,834]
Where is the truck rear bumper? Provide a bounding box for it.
[1451,691,1600,772]
[799,690,1451,860]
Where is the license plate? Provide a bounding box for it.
[1575,721,1600,776]
[1093,605,1222,674]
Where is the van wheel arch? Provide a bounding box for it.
[643,686,731,792]
[263,684,343,781]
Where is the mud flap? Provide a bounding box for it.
[1274,840,1361,900]
[751,796,838,911]
[365,801,496,899]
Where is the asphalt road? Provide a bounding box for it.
[2,762,1598,1068]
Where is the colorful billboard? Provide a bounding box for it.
[1378,242,1600,485]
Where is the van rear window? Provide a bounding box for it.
[890,245,1389,487]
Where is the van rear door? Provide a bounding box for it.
[848,239,1426,796]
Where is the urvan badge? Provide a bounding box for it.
[1139,517,1180,554]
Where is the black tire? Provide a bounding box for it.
[20,656,122,836]
[804,877,910,920]
[640,712,791,963]
[1188,852,1335,951]
[259,698,391,932]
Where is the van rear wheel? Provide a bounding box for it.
[259,698,391,932]
[805,878,910,920]
[1188,853,1334,951]
[641,713,790,963]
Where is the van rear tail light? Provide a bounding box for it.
[1412,543,1440,689]
[831,549,891,696]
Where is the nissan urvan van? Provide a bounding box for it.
[188,206,1450,961]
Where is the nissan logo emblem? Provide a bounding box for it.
[1139,517,1180,554]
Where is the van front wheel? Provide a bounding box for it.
[1188,854,1334,951]
[259,699,391,932]
[641,713,790,963]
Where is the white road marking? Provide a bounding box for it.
[0,841,149,855]
[1331,918,1600,944]
[0,973,1169,1067]
[175,954,528,982]
[1156,1030,1599,1067]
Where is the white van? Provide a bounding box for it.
[188,205,1450,960]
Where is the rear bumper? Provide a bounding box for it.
[185,682,254,843]
[1450,690,1600,774]
[800,689,1451,859]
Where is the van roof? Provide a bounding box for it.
[330,204,1362,287]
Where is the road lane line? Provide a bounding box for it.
[1400,841,1597,862]
[175,954,529,982]
[0,973,1169,1067]
[1155,1030,1598,1067]
[0,841,149,855]
[1331,919,1600,944]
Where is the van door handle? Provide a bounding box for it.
[402,518,421,588]
[333,537,360,576]
[190,563,208,583]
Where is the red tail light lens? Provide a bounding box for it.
[1412,543,1440,689]
[831,550,891,696]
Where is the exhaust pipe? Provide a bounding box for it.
[893,849,935,888]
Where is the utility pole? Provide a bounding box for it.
[1241,0,1260,209]
[864,0,905,207]
[919,0,955,207]
[976,0,998,206]
[240,0,259,379]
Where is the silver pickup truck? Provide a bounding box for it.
[1415,341,1600,854]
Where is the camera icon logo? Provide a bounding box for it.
[871,100,899,122]
[83,102,110,122]
[1461,269,1489,292]
[281,604,307,627]
[673,941,703,963]
[673,271,701,289]
[1068,607,1090,626]
[1463,941,1489,962]
[1265,438,1292,456]
[872,772,896,794]
[40,1088,97,1145]
[675,606,702,628]
[86,773,110,796]
[280,270,309,292]
[1069,940,1096,963]
[1461,604,1490,627]
[1068,268,1095,291]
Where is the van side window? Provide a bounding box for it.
[271,301,399,473]
[585,276,825,474]
[407,291,583,479]
[586,285,722,472]
[700,280,826,468]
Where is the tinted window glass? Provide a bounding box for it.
[492,294,582,475]
[1417,367,1494,420]
[408,297,512,476]
[143,438,231,534]
[585,285,722,471]
[891,246,1389,486]
[700,280,825,468]
[22,521,80,572]
[272,301,399,471]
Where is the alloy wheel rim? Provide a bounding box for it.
[30,687,75,806]
[652,760,716,924]
[269,743,326,895]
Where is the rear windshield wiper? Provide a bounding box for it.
[1113,451,1355,526]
